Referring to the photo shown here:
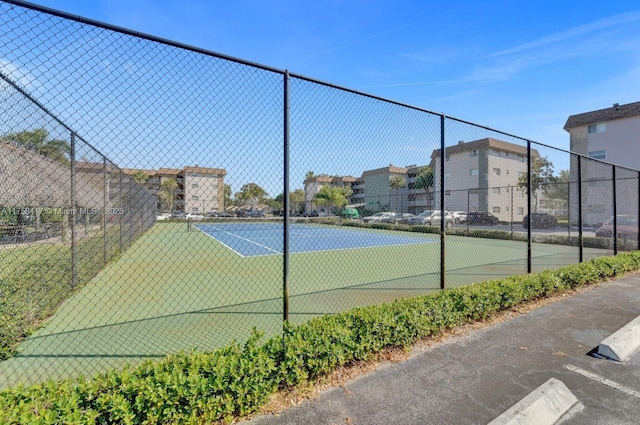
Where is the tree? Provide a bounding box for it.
[290,189,305,214]
[304,171,315,181]
[223,184,233,210]
[413,166,434,210]
[235,183,268,209]
[6,128,71,165]
[517,157,556,212]
[131,170,149,184]
[544,169,570,201]
[389,175,406,212]
[313,185,351,215]
[158,178,178,214]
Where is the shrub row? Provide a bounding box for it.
[2,251,640,424]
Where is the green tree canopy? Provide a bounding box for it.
[517,157,556,212]
[131,170,149,184]
[223,184,233,210]
[313,185,351,214]
[235,183,268,208]
[158,178,178,213]
[413,166,434,209]
[6,128,71,165]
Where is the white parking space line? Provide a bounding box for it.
[565,364,640,399]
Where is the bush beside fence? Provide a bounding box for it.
[1,250,639,424]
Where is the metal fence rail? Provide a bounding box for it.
[1,0,639,389]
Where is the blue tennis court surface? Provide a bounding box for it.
[195,222,437,257]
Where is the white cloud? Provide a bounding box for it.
[0,59,40,92]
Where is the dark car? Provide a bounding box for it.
[206,211,232,218]
[468,211,499,225]
[236,209,264,218]
[522,213,558,229]
[595,215,639,239]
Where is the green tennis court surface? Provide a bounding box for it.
[0,222,610,388]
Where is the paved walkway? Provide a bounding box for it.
[246,273,640,425]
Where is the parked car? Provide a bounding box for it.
[595,215,639,239]
[451,211,467,224]
[426,210,454,228]
[522,213,558,229]
[236,209,264,218]
[468,211,499,225]
[408,210,433,225]
[340,207,360,219]
[379,212,404,224]
[156,213,168,221]
[302,211,320,217]
[398,213,416,224]
[186,213,204,221]
[206,211,232,218]
[171,211,187,220]
[362,212,391,223]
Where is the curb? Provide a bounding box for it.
[598,315,640,362]
[488,378,578,425]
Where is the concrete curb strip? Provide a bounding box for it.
[597,315,640,362]
[488,378,578,425]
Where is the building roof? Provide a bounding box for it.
[362,165,409,177]
[122,168,158,177]
[157,168,182,176]
[183,165,226,175]
[431,137,539,159]
[564,101,640,130]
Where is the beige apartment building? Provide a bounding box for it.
[124,165,226,214]
[428,138,538,222]
[564,101,640,225]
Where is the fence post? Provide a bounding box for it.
[612,166,617,255]
[638,171,640,251]
[577,155,583,262]
[526,140,532,273]
[103,158,108,264]
[119,169,123,252]
[283,70,290,323]
[70,132,77,288]
[440,115,445,290]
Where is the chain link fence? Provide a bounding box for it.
[1,0,639,388]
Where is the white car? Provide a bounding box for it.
[451,211,467,224]
[362,212,392,223]
[186,213,204,221]
[156,214,169,221]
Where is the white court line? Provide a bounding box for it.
[196,224,282,257]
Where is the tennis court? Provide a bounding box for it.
[194,222,438,257]
[0,222,610,388]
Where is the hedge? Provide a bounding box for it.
[1,251,640,424]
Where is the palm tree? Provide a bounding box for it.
[131,170,149,184]
[6,128,71,165]
[158,178,178,214]
[389,175,406,212]
[413,166,434,210]
[314,185,351,215]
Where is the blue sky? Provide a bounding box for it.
[4,0,640,193]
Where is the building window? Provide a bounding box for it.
[493,206,501,213]
[192,196,199,201]
[492,187,501,194]
[588,123,606,134]
[191,207,199,212]
[588,150,606,160]
[191,172,198,177]
[445,190,451,196]
[517,207,524,215]
[444,172,451,180]
[192,183,199,188]
[493,168,501,176]
[470,150,478,157]
[445,155,451,162]
[519,156,525,163]
[470,169,479,176]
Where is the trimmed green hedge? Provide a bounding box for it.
[2,251,640,424]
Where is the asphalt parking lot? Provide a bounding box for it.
[247,273,640,425]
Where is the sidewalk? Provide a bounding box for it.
[246,274,640,425]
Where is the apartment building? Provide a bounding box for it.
[361,165,409,213]
[124,165,226,214]
[430,138,538,222]
[564,101,640,225]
